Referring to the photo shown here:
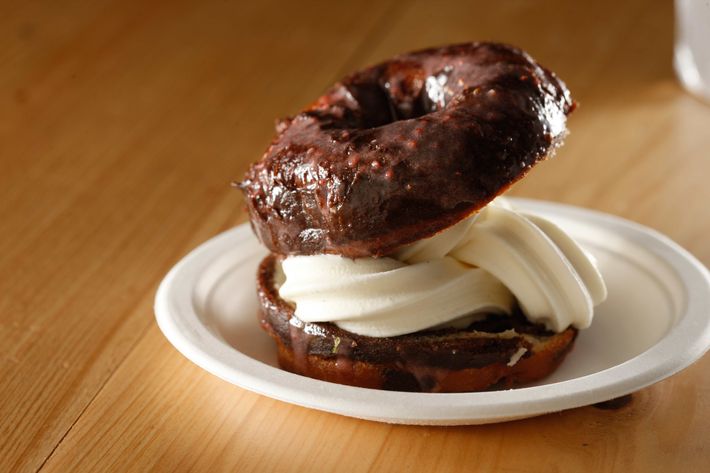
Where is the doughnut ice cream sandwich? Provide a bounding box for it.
[238,42,606,392]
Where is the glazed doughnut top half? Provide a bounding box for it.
[239,42,575,258]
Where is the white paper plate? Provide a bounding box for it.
[155,198,710,425]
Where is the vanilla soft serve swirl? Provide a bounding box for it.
[278,198,606,337]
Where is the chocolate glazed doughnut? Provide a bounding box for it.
[239,42,575,258]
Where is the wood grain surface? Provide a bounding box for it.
[1,0,709,471]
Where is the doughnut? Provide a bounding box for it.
[256,255,578,392]
[239,42,575,257]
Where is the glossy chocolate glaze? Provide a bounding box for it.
[239,42,575,257]
[256,255,577,391]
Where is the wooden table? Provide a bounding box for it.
[2,0,709,471]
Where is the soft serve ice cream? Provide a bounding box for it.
[278,198,606,337]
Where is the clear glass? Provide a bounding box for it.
[674,0,710,102]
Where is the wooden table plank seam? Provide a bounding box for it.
[31,192,246,473]
[31,321,152,473]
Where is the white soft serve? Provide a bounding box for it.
[277,198,607,337]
